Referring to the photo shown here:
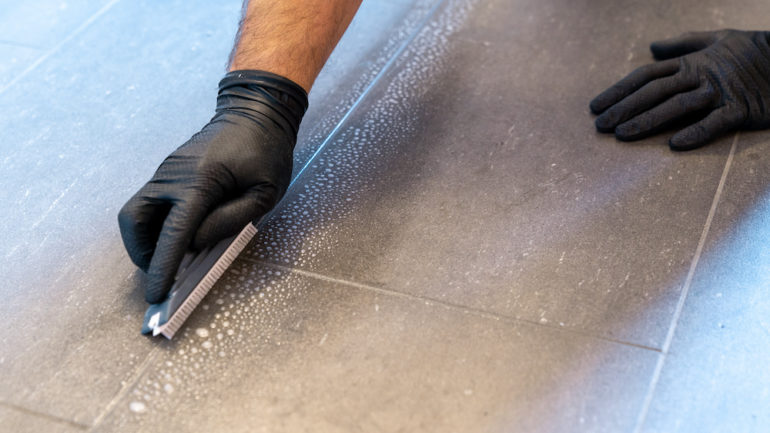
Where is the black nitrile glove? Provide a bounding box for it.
[119,70,308,303]
[591,30,770,150]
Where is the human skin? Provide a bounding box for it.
[229,0,364,92]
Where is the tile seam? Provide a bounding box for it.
[259,0,449,222]
[88,347,161,431]
[0,400,88,430]
[240,256,662,353]
[632,132,740,433]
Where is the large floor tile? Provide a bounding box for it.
[639,133,770,433]
[95,259,658,433]
[241,0,735,348]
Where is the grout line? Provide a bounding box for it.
[241,257,663,353]
[258,0,449,224]
[0,400,89,430]
[632,132,740,433]
[287,0,446,184]
[89,347,160,430]
[0,0,121,97]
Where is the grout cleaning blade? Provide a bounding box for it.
[141,222,259,339]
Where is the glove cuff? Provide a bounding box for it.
[218,70,309,140]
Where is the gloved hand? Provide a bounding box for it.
[119,70,308,303]
[590,30,770,150]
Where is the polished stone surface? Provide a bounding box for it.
[94,259,658,433]
[1,0,769,431]
[240,0,753,349]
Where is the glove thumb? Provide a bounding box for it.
[191,184,278,250]
[650,31,722,60]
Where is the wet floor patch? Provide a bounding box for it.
[247,0,481,271]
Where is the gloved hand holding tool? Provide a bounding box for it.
[116,0,362,338]
[591,29,770,150]
[118,70,307,304]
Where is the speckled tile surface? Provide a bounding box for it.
[1,0,770,432]
[93,259,658,433]
[639,132,770,433]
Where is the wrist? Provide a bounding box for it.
[217,70,309,138]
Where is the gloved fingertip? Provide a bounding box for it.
[594,116,616,133]
[668,135,702,152]
[649,42,669,60]
[614,122,640,141]
[589,97,606,115]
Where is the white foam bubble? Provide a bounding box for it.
[129,401,147,413]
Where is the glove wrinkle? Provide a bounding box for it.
[218,70,308,139]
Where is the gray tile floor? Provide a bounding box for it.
[1,0,768,432]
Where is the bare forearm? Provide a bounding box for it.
[229,0,362,92]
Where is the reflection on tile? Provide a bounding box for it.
[0,405,85,433]
[0,0,244,423]
[0,1,113,49]
[95,259,657,433]
[641,133,770,432]
[0,43,41,88]
[242,0,735,348]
